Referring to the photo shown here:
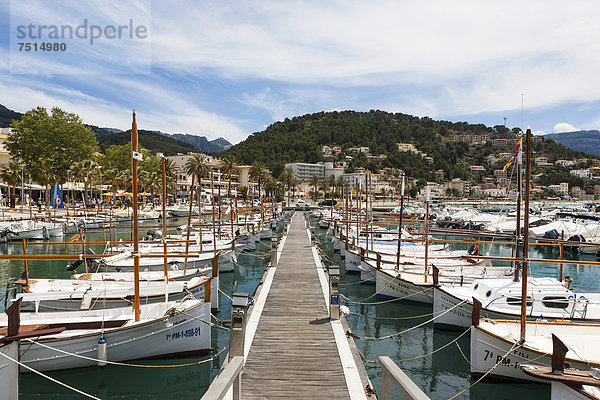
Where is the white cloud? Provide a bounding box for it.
[0,79,248,143]
[553,122,579,133]
[150,0,600,116]
[3,0,600,143]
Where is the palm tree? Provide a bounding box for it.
[186,154,210,206]
[29,159,60,207]
[249,162,269,200]
[71,159,99,207]
[278,167,294,205]
[220,155,238,200]
[238,185,249,203]
[0,161,22,207]
[309,175,320,201]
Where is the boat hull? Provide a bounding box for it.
[18,301,211,372]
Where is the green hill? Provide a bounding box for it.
[543,130,600,156]
[222,110,594,180]
[0,105,23,127]
[95,129,196,155]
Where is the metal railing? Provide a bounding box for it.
[378,356,429,400]
[200,356,244,400]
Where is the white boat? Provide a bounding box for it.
[0,298,211,372]
[372,259,510,304]
[12,276,210,312]
[470,319,600,381]
[433,277,600,330]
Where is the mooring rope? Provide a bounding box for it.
[448,341,521,400]
[362,328,470,364]
[0,349,102,399]
[21,339,227,368]
[361,299,468,341]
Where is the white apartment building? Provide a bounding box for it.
[285,162,325,181]
[570,169,592,179]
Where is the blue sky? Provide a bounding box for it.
[1,0,600,144]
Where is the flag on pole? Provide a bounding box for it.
[502,136,523,171]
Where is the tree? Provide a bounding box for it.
[185,154,210,205]
[7,107,98,187]
[220,155,239,199]
[309,175,320,200]
[278,167,294,204]
[71,159,100,207]
[0,161,22,207]
[249,162,269,200]
[239,185,249,203]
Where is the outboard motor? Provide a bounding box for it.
[568,234,585,242]
[543,229,559,240]
[145,230,163,240]
[467,243,479,255]
[66,248,97,271]
[0,228,18,239]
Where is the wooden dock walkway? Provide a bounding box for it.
[242,213,353,399]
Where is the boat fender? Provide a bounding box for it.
[97,337,107,368]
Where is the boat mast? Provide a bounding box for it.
[131,111,141,322]
[161,155,169,286]
[520,128,532,342]
[424,185,430,282]
[513,147,522,282]
[396,176,405,271]
[211,169,217,256]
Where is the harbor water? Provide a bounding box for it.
[1,213,598,399]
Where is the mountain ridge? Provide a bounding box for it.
[543,130,600,156]
[0,104,232,154]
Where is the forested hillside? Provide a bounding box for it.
[222,110,591,179]
[95,129,196,155]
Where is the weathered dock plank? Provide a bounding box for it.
[242,213,351,399]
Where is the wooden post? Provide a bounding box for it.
[183,173,196,274]
[344,183,349,251]
[162,157,169,289]
[559,231,564,281]
[131,111,141,322]
[211,170,217,257]
[22,239,29,286]
[520,129,531,342]
[424,188,430,282]
[513,158,522,282]
[396,176,405,271]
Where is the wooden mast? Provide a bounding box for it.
[513,141,522,282]
[131,110,141,322]
[520,128,532,342]
[211,169,217,256]
[344,182,349,252]
[424,185,430,282]
[161,156,169,286]
[396,176,405,271]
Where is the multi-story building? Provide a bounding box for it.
[443,178,470,197]
[451,134,490,145]
[556,159,575,167]
[0,127,12,166]
[397,143,418,152]
[166,153,252,201]
[548,182,569,198]
[494,169,507,179]
[285,162,325,181]
[570,169,592,179]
